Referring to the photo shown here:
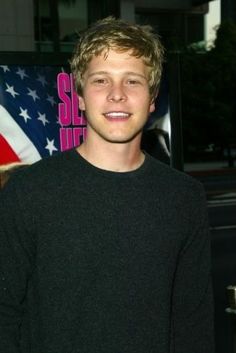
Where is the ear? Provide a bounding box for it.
[78,95,85,111]
[149,90,158,113]
[149,98,155,113]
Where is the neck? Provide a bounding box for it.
[76,137,145,173]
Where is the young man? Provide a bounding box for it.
[0,17,214,353]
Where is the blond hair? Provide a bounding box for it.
[70,17,165,99]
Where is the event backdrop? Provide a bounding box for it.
[0,64,170,166]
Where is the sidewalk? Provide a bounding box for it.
[184,161,236,201]
[184,161,236,177]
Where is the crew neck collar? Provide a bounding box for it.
[70,148,151,179]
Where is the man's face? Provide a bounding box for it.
[78,49,155,145]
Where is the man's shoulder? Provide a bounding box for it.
[145,155,206,209]
[2,149,77,194]
[147,154,202,190]
[146,155,207,219]
[27,149,75,174]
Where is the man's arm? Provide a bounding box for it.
[0,175,35,353]
[171,182,215,353]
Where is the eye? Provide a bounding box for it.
[126,78,145,86]
[127,79,140,85]
[92,78,107,85]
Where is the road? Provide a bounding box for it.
[209,199,236,353]
[193,171,236,353]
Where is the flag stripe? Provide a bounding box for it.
[0,64,63,165]
[0,105,41,164]
[0,134,21,164]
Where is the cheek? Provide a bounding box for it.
[79,89,103,109]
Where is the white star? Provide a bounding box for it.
[19,107,31,122]
[56,117,62,126]
[47,94,56,106]
[0,65,10,73]
[37,112,49,126]
[37,74,47,86]
[5,83,19,98]
[45,138,58,156]
[27,87,39,101]
[16,67,29,80]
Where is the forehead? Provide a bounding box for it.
[85,49,149,76]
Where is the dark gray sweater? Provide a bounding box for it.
[0,149,214,353]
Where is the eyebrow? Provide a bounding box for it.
[87,71,147,80]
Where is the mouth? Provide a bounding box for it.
[103,111,131,120]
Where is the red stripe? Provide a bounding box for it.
[0,134,21,164]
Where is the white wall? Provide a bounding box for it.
[0,0,34,51]
[204,0,221,48]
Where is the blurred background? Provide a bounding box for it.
[0,0,236,352]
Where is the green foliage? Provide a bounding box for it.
[181,21,236,164]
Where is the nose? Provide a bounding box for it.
[107,82,127,102]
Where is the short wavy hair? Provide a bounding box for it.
[70,17,165,99]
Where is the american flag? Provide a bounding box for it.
[0,64,65,165]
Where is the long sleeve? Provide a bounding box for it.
[0,176,35,353]
[0,152,216,353]
[171,183,215,353]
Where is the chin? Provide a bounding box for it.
[103,132,142,144]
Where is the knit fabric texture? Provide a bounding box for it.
[0,149,214,353]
